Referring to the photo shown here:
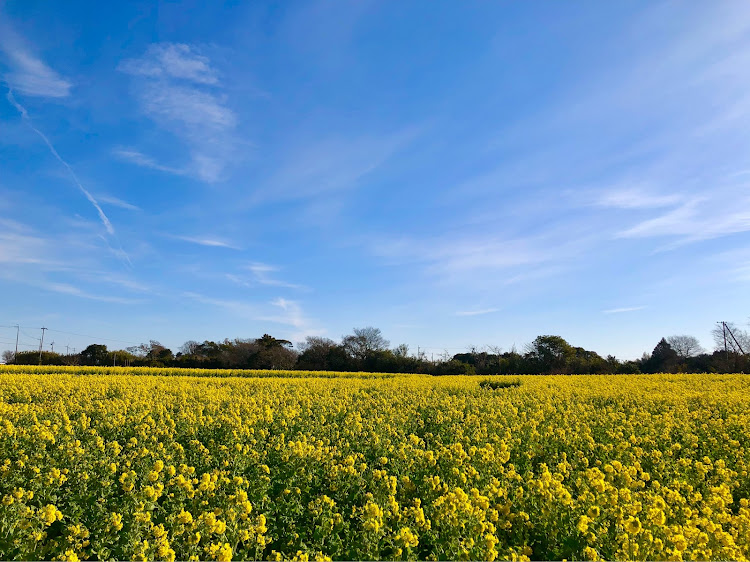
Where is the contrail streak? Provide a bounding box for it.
[6,88,115,235]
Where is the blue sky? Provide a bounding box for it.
[2,1,750,360]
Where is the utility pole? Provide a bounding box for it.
[65,345,69,355]
[50,341,54,353]
[725,322,746,355]
[13,325,19,363]
[39,327,47,365]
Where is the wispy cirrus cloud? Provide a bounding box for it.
[6,92,113,236]
[603,306,646,314]
[118,43,218,84]
[261,297,324,341]
[372,226,588,282]
[0,19,71,98]
[118,43,238,182]
[5,91,125,264]
[183,292,258,318]
[112,149,187,176]
[616,186,750,245]
[170,235,242,250]
[0,21,123,259]
[97,194,141,211]
[37,281,143,304]
[183,292,322,341]
[0,229,53,265]
[595,187,683,210]
[250,129,418,204]
[227,263,306,290]
[456,308,499,317]
[0,220,146,303]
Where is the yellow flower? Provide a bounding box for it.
[217,542,232,562]
[178,509,194,525]
[672,534,687,552]
[582,546,599,561]
[624,517,642,534]
[648,507,666,526]
[109,512,123,531]
[395,526,419,548]
[40,504,62,526]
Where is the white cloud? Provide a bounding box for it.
[6,91,118,240]
[616,188,750,245]
[261,298,324,341]
[113,149,187,176]
[97,194,141,211]
[373,231,572,276]
[602,306,646,314]
[617,201,700,239]
[456,308,499,317]
[247,263,305,289]
[118,43,219,84]
[119,43,237,182]
[37,281,142,304]
[183,292,323,341]
[0,230,52,265]
[596,187,682,210]
[266,298,306,328]
[0,20,72,98]
[251,129,418,203]
[226,263,307,290]
[171,235,241,250]
[183,292,258,317]
[141,85,234,129]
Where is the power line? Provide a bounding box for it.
[0,340,38,348]
[1,324,141,346]
[43,328,140,345]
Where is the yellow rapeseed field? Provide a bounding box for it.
[0,367,748,561]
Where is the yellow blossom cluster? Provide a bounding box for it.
[0,367,749,561]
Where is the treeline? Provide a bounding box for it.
[4,325,750,374]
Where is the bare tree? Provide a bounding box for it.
[296,336,345,370]
[666,335,703,359]
[1,350,15,364]
[342,327,390,360]
[179,340,200,355]
[712,322,750,354]
[393,343,409,357]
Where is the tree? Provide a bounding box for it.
[296,337,349,371]
[219,339,259,368]
[666,335,703,360]
[641,338,679,373]
[393,344,409,357]
[256,334,293,349]
[712,322,749,354]
[80,344,109,366]
[252,335,296,369]
[127,341,173,366]
[2,350,15,364]
[524,335,574,374]
[342,327,390,361]
[179,340,200,355]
